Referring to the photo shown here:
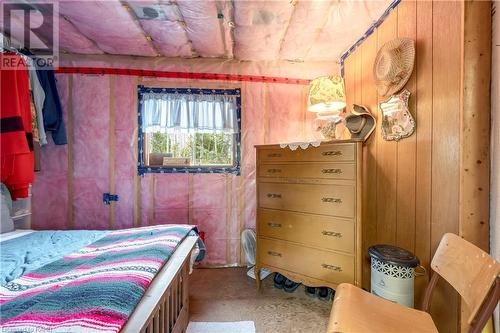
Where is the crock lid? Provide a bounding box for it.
[368,244,420,268]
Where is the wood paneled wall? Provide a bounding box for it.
[342,1,491,332]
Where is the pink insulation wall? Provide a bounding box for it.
[32,58,336,265]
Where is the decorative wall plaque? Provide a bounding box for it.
[379,89,415,141]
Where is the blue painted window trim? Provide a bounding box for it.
[137,85,242,175]
[339,0,401,77]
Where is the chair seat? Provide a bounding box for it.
[327,283,438,333]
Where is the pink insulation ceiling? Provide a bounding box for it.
[3,0,393,62]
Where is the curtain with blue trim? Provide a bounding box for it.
[141,92,238,134]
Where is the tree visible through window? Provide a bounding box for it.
[137,86,241,174]
[148,132,233,166]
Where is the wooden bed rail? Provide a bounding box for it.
[143,263,189,333]
[121,236,198,333]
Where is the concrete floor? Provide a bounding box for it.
[189,268,332,333]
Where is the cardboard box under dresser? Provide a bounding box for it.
[255,140,363,290]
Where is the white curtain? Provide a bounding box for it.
[141,92,238,134]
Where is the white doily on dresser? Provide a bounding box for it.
[279,141,322,151]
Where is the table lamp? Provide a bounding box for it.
[308,75,346,139]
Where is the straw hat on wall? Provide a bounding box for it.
[373,38,415,97]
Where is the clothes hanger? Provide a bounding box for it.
[1,34,33,62]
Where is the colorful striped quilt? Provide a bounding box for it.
[0,224,196,333]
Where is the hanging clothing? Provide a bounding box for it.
[27,57,47,146]
[36,66,67,145]
[29,87,42,171]
[0,53,35,199]
[29,84,40,143]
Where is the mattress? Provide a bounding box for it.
[0,229,109,285]
[0,224,197,333]
[0,229,35,242]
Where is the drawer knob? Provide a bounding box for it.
[267,251,282,257]
[322,230,342,238]
[267,168,282,174]
[321,150,342,156]
[322,197,342,203]
[267,193,282,199]
[322,263,342,272]
[267,222,282,228]
[321,168,342,174]
[267,153,282,158]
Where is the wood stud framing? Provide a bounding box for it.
[133,77,141,228]
[109,76,116,229]
[226,174,233,263]
[67,75,75,229]
[59,14,105,55]
[120,1,162,57]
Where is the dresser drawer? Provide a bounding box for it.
[258,238,355,284]
[258,209,355,253]
[259,183,355,218]
[258,163,356,180]
[258,143,355,163]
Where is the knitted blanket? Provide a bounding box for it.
[0,224,196,333]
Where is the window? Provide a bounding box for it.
[137,86,241,175]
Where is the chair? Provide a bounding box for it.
[327,233,500,333]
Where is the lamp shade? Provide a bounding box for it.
[308,75,346,113]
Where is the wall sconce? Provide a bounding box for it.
[308,75,346,140]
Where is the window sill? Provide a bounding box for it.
[138,165,240,175]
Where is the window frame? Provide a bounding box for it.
[137,85,241,175]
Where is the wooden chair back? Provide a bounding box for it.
[424,233,500,329]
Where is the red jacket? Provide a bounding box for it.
[1,53,34,199]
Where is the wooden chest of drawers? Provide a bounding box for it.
[255,141,363,290]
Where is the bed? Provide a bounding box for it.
[0,225,201,333]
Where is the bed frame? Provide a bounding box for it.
[121,235,198,333]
